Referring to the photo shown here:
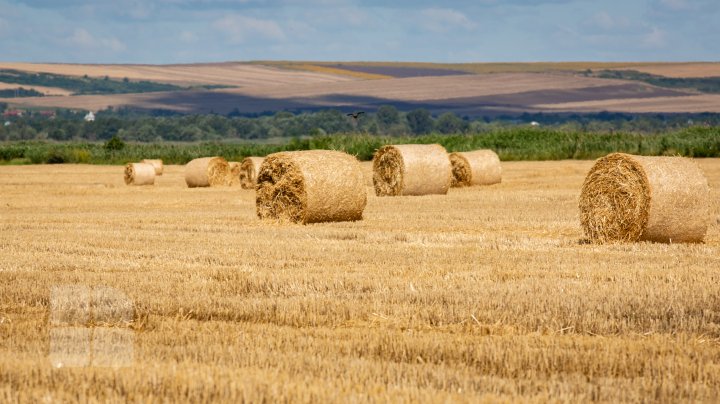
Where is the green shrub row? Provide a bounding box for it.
[1,127,719,165]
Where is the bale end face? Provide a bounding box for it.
[579,153,650,243]
[449,153,472,187]
[372,146,404,196]
[240,157,264,190]
[256,156,307,223]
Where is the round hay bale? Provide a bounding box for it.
[579,153,709,244]
[240,157,265,189]
[450,150,502,187]
[256,150,366,224]
[184,157,230,188]
[141,159,163,176]
[124,163,155,186]
[373,144,451,196]
[227,162,241,186]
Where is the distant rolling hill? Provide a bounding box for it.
[1,61,719,116]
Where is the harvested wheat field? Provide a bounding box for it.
[2,160,720,402]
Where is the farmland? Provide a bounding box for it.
[2,61,720,116]
[0,72,703,115]
[1,160,720,401]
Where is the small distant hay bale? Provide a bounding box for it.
[141,159,163,176]
[449,150,502,187]
[227,162,241,186]
[240,157,265,189]
[124,163,155,186]
[373,144,451,196]
[184,157,230,188]
[579,153,710,244]
[256,150,366,224]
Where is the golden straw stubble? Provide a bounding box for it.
[124,162,155,186]
[579,153,710,243]
[240,157,265,189]
[373,144,452,196]
[185,157,230,188]
[256,150,366,224]
[449,150,502,187]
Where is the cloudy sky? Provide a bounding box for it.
[0,0,717,63]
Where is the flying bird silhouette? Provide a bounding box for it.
[346,111,365,119]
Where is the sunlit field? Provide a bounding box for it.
[2,160,720,402]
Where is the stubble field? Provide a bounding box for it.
[1,160,720,402]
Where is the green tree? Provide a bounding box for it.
[406,109,433,135]
[104,134,125,151]
[376,105,399,128]
[436,112,468,134]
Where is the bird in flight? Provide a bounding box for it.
[346,111,365,119]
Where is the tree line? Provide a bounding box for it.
[2,103,719,143]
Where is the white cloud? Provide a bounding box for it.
[67,28,127,52]
[213,14,285,43]
[418,8,476,33]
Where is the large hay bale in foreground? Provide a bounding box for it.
[141,159,163,176]
[240,157,264,189]
[227,162,241,186]
[184,157,230,188]
[450,150,502,187]
[124,163,155,186]
[256,150,366,224]
[579,153,709,243]
[373,144,451,196]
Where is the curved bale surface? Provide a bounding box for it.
[124,163,155,186]
[240,157,265,189]
[373,144,451,196]
[579,153,709,244]
[141,159,164,176]
[184,157,230,188]
[256,150,366,224]
[227,162,241,186]
[450,150,502,187]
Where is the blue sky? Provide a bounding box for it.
[0,0,717,63]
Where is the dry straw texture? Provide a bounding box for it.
[450,150,502,187]
[184,157,230,188]
[373,144,451,196]
[240,157,265,189]
[123,162,155,186]
[227,162,241,186]
[256,150,366,224]
[579,153,710,243]
[141,159,164,176]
